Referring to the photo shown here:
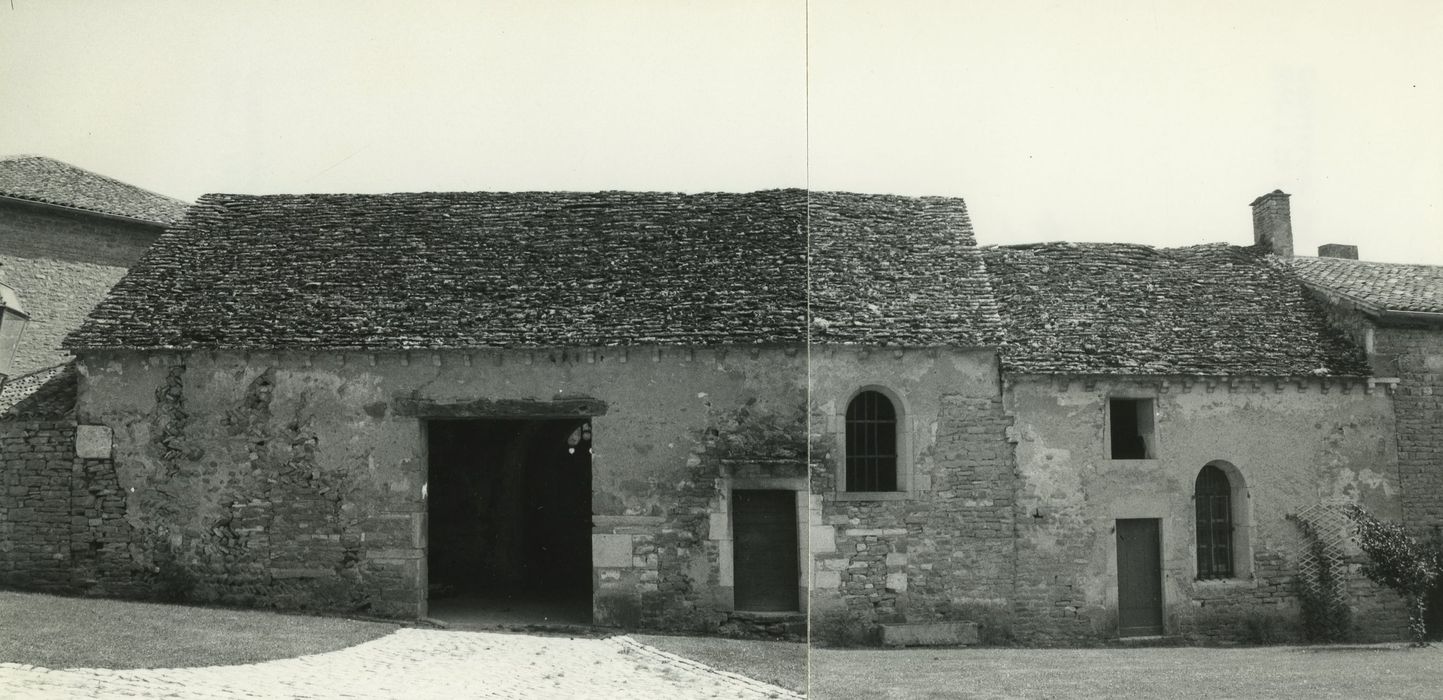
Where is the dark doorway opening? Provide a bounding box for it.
[733,489,800,612]
[1116,518,1164,637]
[426,418,593,625]
[1427,577,1443,642]
[1109,398,1155,459]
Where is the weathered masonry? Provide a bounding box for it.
[0,156,188,601]
[807,193,1018,645]
[16,188,946,635]
[807,190,1427,646]
[70,346,807,629]
[1288,241,1443,635]
[979,194,1411,645]
[2,177,1439,647]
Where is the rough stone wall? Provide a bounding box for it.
[0,202,159,374]
[1007,374,1407,644]
[0,422,145,596]
[0,422,74,590]
[74,346,806,627]
[1373,327,1443,535]
[809,347,1017,640]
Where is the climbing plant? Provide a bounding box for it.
[1297,537,1353,642]
[1345,505,1443,646]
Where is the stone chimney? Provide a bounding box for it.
[1250,190,1293,257]
[1318,244,1359,260]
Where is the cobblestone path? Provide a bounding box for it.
[0,628,801,699]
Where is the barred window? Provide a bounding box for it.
[1195,464,1234,579]
[845,391,898,492]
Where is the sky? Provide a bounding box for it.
[1,0,1440,263]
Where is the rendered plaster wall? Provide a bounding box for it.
[1007,375,1407,644]
[1305,292,1443,537]
[0,202,159,374]
[73,346,807,628]
[809,347,1017,639]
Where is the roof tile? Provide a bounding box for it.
[0,155,189,225]
[809,191,1001,346]
[69,190,1002,350]
[1288,256,1443,314]
[982,242,1370,377]
[0,363,76,421]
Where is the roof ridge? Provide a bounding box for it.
[984,241,1249,254]
[2,361,72,383]
[198,187,812,200]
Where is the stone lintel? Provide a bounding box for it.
[365,548,422,560]
[271,568,336,579]
[392,396,607,418]
[592,515,665,534]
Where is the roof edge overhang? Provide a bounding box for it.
[64,341,815,354]
[1000,370,1376,382]
[1297,279,1443,326]
[809,342,1001,351]
[0,193,177,229]
[1373,308,1443,328]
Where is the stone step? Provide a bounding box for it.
[879,621,979,647]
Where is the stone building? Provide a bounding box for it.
[14,188,969,635]
[983,235,1404,644]
[0,155,188,376]
[809,190,1423,645]
[1,179,1437,645]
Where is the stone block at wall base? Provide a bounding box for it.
[880,621,980,647]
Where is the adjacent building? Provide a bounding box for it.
[809,191,1420,645]
[0,155,189,376]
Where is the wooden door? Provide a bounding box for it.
[732,490,799,612]
[1116,518,1164,636]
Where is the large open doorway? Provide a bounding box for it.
[426,418,593,625]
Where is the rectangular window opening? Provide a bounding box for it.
[1109,398,1155,460]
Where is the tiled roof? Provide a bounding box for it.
[1288,256,1443,314]
[68,190,1003,351]
[809,192,1001,346]
[0,155,190,225]
[68,190,812,349]
[0,363,75,421]
[981,242,1370,377]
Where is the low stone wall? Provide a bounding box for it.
[0,421,147,597]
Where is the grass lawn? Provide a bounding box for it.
[810,644,1443,699]
[632,633,807,694]
[0,590,397,670]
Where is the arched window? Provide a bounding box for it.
[1195,465,1234,579]
[845,390,898,492]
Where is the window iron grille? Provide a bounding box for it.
[845,390,898,492]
